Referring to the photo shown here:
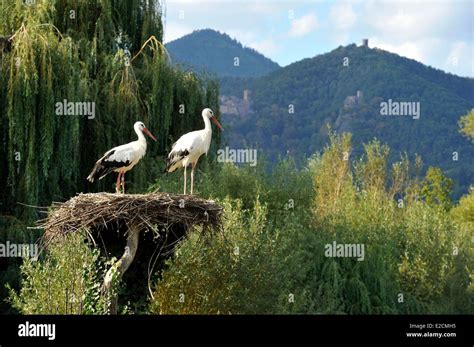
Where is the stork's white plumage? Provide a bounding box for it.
[87,121,157,193]
[165,108,223,194]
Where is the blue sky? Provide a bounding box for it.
[163,0,473,77]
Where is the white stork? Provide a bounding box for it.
[165,108,223,194]
[87,121,157,193]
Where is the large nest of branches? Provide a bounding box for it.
[39,192,223,246]
[36,192,224,310]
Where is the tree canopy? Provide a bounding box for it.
[0,0,220,220]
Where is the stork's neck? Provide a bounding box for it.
[135,127,146,145]
[203,114,212,133]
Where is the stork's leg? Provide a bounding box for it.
[183,165,187,195]
[190,162,196,195]
[116,172,122,193]
[121,172,125,194]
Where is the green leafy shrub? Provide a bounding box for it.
[7,233,121,314]
[8,133,472,315]
[149,133,472,314]
[150,197,283,314]
[307,133,471,313]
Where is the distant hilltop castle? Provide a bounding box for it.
[344,90,364,109]
[220,89,251,116]
[362,39,369,47]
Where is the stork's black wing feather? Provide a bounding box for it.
[87,150,131,182]
[164,149,189,173]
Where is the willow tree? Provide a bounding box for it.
[0,0,220,221]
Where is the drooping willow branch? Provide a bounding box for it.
[0,1,220,221]
[131,35,170,63]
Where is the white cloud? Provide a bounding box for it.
[369,37,428,62]
[163,22,194,43]
[445,41,472,76]
[246,2,287,15]
[224,30,280,57]
[360,1,472,76]
[446,41,467,67]
[162,0,473,76]
[369,36,472,77]
[364,1,449,39]
[288,13,318,37]
[330,3,357,30]
[226,29,257,44]
[249,39,280,57]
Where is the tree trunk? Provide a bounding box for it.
[101,225,140,314]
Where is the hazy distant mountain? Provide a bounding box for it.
[223,43,474,196]
[165,29,280,78]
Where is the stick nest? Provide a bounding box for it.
[39,192,223,245]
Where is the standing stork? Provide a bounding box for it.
[87,121,157,193]
[165,108,223,194]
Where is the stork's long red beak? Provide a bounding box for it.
[143,128,157,141]
[211,116,224,131]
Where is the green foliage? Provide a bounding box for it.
[420,167,454,210]
[312,130,355,219]
[0,0,220,220]
[7,233,128,314]
[459,109,474,141]
[9,233,94,314]
[225,44,474,197]
[148,134,472,314]
[0,216,39,313]
[451,188,474,231]
[1,3,471,316]
[7,134,472,315]
[0,0,219,313]
[150,156,313,214]
[150,197,283,314]
[310,134,469,312]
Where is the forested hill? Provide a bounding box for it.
[225,44,474,196]
[165,29,280,77]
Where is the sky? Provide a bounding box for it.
[162,0,473,77]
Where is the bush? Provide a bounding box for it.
[306,133,471,313]
[8,133,472,315]
[0,216,39,313]
[150,133,472,314]
[7,233,121,314]
[150,197,284,314]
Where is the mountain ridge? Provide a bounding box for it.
[165,29,280,78]
[223,43,474,196]
[166,30,473,196]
